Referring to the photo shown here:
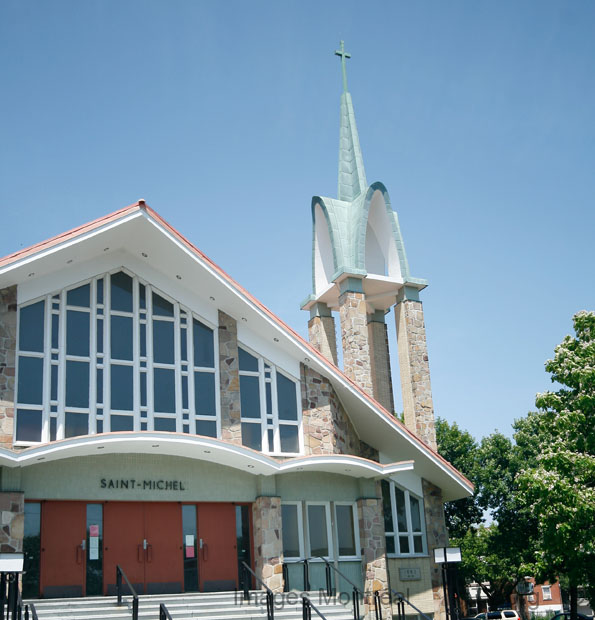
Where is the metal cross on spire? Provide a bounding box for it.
[334,40,351,93]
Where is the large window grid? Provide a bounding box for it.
[238,346,302,455]
[381,480,427,557]
[15,268,219,444]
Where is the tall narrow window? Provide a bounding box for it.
[238,346,301,455]
[15,269,218,443]
[381,480,427,556]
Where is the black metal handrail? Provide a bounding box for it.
[24,603,38,620]
[315,556,360,620]
[282,558,310,591]
[116,565,139,620]
[302,594,329,619]
[0,572,21,620]
[390,589,433,620]
[159,603,173,620]
[241,561,274,620]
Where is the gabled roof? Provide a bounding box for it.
[0,201,473,501]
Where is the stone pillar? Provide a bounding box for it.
[357,488,391,620]
[338,279,374,397]
[0,492,24,553]
[252,495,284,592]
[367,310,394,413]
[423,479,449,620]
[218,310,242,444]
[394,287,436,450]
[0,287,17,450]
[307,303,338,366]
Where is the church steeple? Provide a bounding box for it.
[335,41,367,202]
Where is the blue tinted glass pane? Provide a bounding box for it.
[241,423,261,451]
[196,420,216,438]
[154,417,176,432]
[240,375,260,419]
[16,409,41,442]
[280,425,299,453]
[180,328,187,361]
[111,365,133,410]
[152,292,173,317]
[96,368,103,404]
[66,361,89,408]
[140,372,147,407]
[111,315,133,360]
[67,284,90,307]
[97,319,103,353]
[268,428,274,450]
[140,323,146,357]
[51,314,59,349]
[67,310,90,356]
[97,278,104,304]
[110,272,133,312]
[65,412,88,438]
[17,357,43,405]
[193,320,214,367]
[51,364,58,401]
[96,419,103,433]
[238,348,258,372]
[50,417,57,441]
[140,422,147,431]
[110,414,133,431]
[182,375,188,410]
[153,321,174,364]
[265,383,272,415]
[194,372,215,416]
[19,301,45,353]
[139,284,146,309]
[154,368,175,413]
[277,373,298,421]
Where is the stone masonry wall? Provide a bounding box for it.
[252,495,284,592]
[395,299,437,450]
[367,317,394,413]
[338,291,374,397]
[307,314,338,366]
[0,492,24,553]
[300,363,378,461]
[358,493,391,619]
[0,287,17,450]
[218,310,242,445]
[423,479,449,620]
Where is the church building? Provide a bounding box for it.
[0,43,472,619]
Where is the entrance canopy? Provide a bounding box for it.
[0,432,414,479]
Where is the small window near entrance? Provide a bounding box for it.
[23,503,41,599]
[306,503,332,559]
[281,503,303,559]
[182,505,198,592]
[86,504,103,596]
[335,503,359,558]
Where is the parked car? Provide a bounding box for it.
[551,613,592,620]
[475,611,521,620]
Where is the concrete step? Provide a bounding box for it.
[25,591,356,620]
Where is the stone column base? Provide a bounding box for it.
[0,492,24,553]
[252,496,284,592]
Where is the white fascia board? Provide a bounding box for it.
[0,434,413,480]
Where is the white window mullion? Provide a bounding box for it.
[146,285,155,431]
[186,310,196,435]
[212,320,221,439]
[173,302,182,433]
[41,294,52,442]
[89,279,97,435]
[404,488,414,554]
[132,276,140,431]
[258,358,267,451]
[271,369,280,453]
[104,273,112,432]
[56,289,67,440]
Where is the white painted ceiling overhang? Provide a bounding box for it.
[0,205,473,501]
[0,433,414,479]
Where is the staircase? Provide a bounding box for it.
[25,590,356,619]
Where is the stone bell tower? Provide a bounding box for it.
[301,42,447,619]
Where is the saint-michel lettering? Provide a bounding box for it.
[100,478,186,491]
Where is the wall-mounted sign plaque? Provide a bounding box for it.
[100,478,187,491]
[399,567,421,581]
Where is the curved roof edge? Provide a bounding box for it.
[0,433,414,480]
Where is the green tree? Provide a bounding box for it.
[517,311,595,619]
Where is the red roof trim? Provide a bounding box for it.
[0,201,473,491]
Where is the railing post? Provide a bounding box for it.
[116,566,122,607]
[0,573,5,620]
[267,590,274,620]
[282,563,289,592]
[132,595,138,620]
[352,587,359,620]
[374,590,382,620]
[303,559,310,591]
[325,561,332,598]
[243,564,250,602]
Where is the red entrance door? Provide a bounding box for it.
[197,504,238,592]
[40,502,86,598]
[103,502,183,595]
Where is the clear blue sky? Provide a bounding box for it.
[1,1,593,441]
